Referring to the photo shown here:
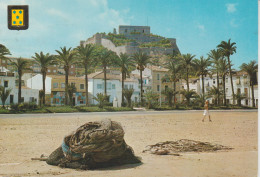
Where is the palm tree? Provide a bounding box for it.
[75,43,96,106]
[164,54,182,104]
[0,86,12,108]
[240,60,258,107]
[179,53,196,92]
[234,93,246,107]
[217,39,237,104]
[55,47,76,105]
[32,52,55,105]
[208,86,223,106]
[217,58,229,106]
[116,53,135,106]
[193,56,211,100]
[93,93,109,108]
[180,89,197,106]
[161,88,178,107]
[208,49,222,105]
[144,90,159,109]
[96,47,117,96]
[39,90,45,107]
[0,44,11,71]
[67,83,77,106]
[132,51,151,105]
[123,88,134,108]
[9,58,30,104]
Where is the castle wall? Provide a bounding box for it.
[119,25,150,35]
[124,33,163,43]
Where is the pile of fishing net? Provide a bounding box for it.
[143,139,233,155]
[46,119,141,170]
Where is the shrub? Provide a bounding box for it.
[93,93,109,108]
[144,90,159,109]
[10,103,20,112]
[0,108,10,114]
[45,106,78,113]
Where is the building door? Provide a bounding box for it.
[73,97,76,106]
[10,95,13,104]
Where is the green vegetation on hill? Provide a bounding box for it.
[104,33,135,46]
[139,39,172,48]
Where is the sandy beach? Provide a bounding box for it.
[0,110,257,177]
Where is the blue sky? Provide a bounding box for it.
[0,0,258,69]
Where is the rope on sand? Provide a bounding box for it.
[143,139,233,155]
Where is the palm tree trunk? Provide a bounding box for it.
[18,71,22,104]
[227,56,235,104]
[251,80,255,107]
[42,72,46,105]
[104,65,107,95]
[217,72,220,106]
[173,81,176,104]
[121,72,124,106]
[140,70,143,105]
[186,68,189,92]
[202,75,205,100]
[223,75,226,106]
[65,68,69,105]
[85,65,88,106]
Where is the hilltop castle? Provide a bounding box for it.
[81,25,180,56]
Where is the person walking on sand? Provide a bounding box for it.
[202,100,212,122]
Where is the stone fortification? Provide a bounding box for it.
[83,25,180,55]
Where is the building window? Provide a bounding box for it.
[244,88,248,96]
[70,71,74,74]
[236,77,241,85]
[226,78,228,83]
[10,95,14,104]
[97,84,102,89]
[124,85,128,89]
[53,70,56,73]
[48,69,51,72]
[213,79,215,84]
[125,29,127,33]
[246,99,248,105]
[130,84,133,89]
[53,83,58,88]
[226,88,228,93]
[20,97,24,103]
[112,84,115,89]
[61,83,65,88]
[71,82,75,87]
[237,88,241,94]
[80,84,84,89]
[29,97,34,102]
[157,85,160,92]
[4,81,8,87]
[157,74,160,80]
[143,29,145,33]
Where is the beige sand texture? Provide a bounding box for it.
[0,111,257,177]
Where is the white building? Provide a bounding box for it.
[88,71,123,106]
[200,71,258,107]
[122,76,141,103]
[26,74,52,94]
[0,70,39,105]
